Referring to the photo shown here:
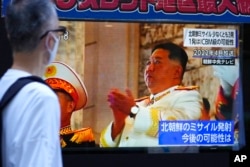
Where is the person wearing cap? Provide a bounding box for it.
[100,42,202,151]
[44,61,95,148]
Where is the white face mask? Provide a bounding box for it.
[46,33,59,64]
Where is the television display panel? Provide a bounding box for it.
[1,1,249,166]
[54,21,245,153]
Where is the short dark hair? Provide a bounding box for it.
[151,42,188,77]
[5,0,55,52]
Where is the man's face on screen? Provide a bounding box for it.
[144,48,181,94]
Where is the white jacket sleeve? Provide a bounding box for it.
[133,90,202,137]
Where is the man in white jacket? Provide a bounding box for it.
[100,42,202,149]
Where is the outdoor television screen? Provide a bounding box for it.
[54,21,245,153]
[1,0,247,155]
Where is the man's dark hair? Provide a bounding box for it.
[5,0,55,52]
[151,42,188,77]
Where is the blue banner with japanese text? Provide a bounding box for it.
[1,0,250,23]
[159,120,234,145]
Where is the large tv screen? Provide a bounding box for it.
[52,21,245,153]
[0,0,247,154]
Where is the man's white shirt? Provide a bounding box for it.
[0,69,62,167]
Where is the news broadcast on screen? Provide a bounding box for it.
[1,0,250,166]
